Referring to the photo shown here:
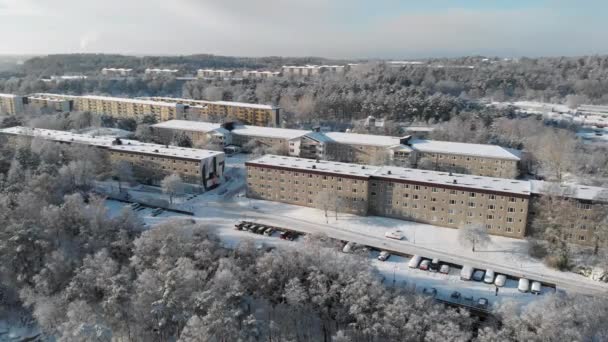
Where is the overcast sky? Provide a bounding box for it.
[1,0,606,58]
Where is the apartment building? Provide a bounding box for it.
[151,120,309,155]
[530,181,608,246]
[197,69,235,78]
[27,94,72,113]
[0,126,225,188]
[0,93,25,115]
[282,65,345,77]
[101,68,133,77]
[246,155,530,238]
[407,139,521,179]
[30,94,185,122]
[145,68,179,76]
[143,97,281,127]
[242,70,281,79]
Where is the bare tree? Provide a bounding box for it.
[458,223,491,252]
[161,173,185,204]
[111,161,134,193]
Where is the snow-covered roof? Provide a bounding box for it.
[143,97,278,110]
[0,127,222,161]
[81,95,183,107]
[102,68,133,72]
[152,120,223,133]
[0,93,21,99]
[529,181,608,202]
[321,132,402,147]
[409,139,521,161]
[247,155,380,178]
[232,126,309,140]
[145,68,179,73]
[247,155,532,195]
[375,166,531,196]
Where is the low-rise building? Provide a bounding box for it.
[145,68,179,76]
[0,93,25,115]
[242,70,280,79]
[0,126,224,188]
[197,69,235,79]
[282,65,345,77]
[246,155,530,238]
[143,97,281,127]
[101,68,133,77]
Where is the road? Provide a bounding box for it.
[196,201,608,298]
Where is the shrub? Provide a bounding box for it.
[528,240,548,259]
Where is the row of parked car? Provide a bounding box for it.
[234,221,301,241]
[460,265,542,294]
[408,255,451,274]
[130,203,164,217]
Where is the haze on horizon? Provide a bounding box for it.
[0,0,606,59]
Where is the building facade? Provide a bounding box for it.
[0,126,225,189]
[143,97,281,127]
[246,155,530,238]
[197,69,235,78]
[242,70,280,79]
[0,93,25,115]
[282,65,345,77]
[101,68,133,77]
[27,94,72,113]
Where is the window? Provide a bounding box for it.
[469,192,476,198]
[508,207,515,213]
[448,209,455,214]
[507,217,514,223]
[488,204,495,210]
[489,194,496,200]
[509,197,516,202]
[579,235,586,241]
[449,199,456,205]
[468,202,475,208]
[487,214,494,220]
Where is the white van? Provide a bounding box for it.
[484,269,495,284]
[408,255,422,268]
[518,278,530,292]
[494,274,507,287]
[460,265,474,280]
[531,281,542,294]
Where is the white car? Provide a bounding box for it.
[484,269,495,284]
[518,278,530,293]
[342,242,356,253]
[385,230,405,240]
[378,251,391,261]
[494,274,507,287]
[531,281,542,294]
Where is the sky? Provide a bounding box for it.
[0,0,606,59]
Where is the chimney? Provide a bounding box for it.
[312,165,317,169]
[453,179,457,184]
[388,170,392,175]
[312,126,321,133]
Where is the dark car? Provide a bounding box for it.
[429,258,440,272]
[450,291,461,300]
[422,288,437,297]
[477,298,489,309]
[472,270,486,282]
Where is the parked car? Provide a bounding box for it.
[531,281,542,294]
[343,242,356,253]
[484,269,495,284]
[472,270,486,282]
[422,287,437,297]
[130,203,141,210]
[234,223,245,230]
[494,274,507,287]
[263,228,275,236]
[477,298,489,309]
[518,278,530,293]
[255,226,268,234]
[151,208,163,217]
[429,258,440,272]
[450,291,461,300]
[460,265,474,280]
[419,259,431,270]
[280,231,290,240]
[385,230,405,240]
[378,251,391,261]
[408,255,422,268]
[439,264,450,274]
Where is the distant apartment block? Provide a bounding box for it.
[577,105,608,117]
[242,70,281,79]
[27,94,72,113]
[152,120,521,178]
[102,68,133,77]
[282,65,345,77]
[246,155,530,239]
[0,93,25,115]
[197,69,235,79]
[0,126,224,188]
[30,94,185,122]
[142,97,281,127]
[145,68,179,76]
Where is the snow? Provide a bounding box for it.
[144,97,278,110]
[530,180,608,201]
[409,139,521,161]
[323,131,402,147]
[0,93,21,99]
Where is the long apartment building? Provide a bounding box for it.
[29,94,185,122]
[143,97,281,127]
[101,68,133,77]
[151,120,521,178]
[0,126,224,189]
[197,69,235,78]
[282,65,345,77]
[242,70,281,79]
[0,93,25,115]
[246,155,530,239]
[27,94,72,113]
[145,68,179,76]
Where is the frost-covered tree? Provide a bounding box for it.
[161,173,185,204]
[458,223,491,252]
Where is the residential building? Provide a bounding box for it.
[197,69,235,79]
[578,105,608,117]
[242,70,281,79]
[27,94,72,112]
[30,94,185,122]
[101,68,133,77]
[282,65,345,77]
[0,93,25,115]
[143,97,281,127]
[0,126,224,188]
[145,68,179,76]
[246,155,530,238]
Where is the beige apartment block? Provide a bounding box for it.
[143,97,281,127]
[282,65,345,77]
[242,70,281,79]
[101,68,133,77]
[0,126,225,189]
[0,93,25,115]
[27,94,72,113]
[246,155,530,239]
[197,69,235,78]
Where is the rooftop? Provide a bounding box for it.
[0,93,21,99]
[530,180,608,202]
[409,139,521,161]
[151,120,309,140]
[320,131,402,147]
[81,95,183,107]
[143,96,278,110]
[247,155,532,195]
[0,127,222,161]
